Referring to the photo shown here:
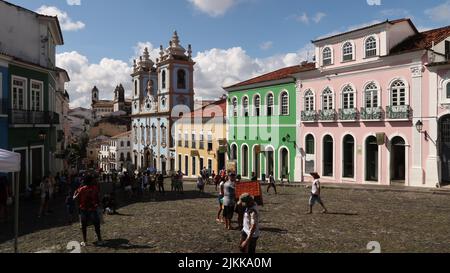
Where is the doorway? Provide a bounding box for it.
[391,136,406,184]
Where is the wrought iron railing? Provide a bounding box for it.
[301,110,318,122]
[360,107,383,120]
[319,109,337,121]
[386,105,411,120]
[9,109,60,124]
[338,108,358,121]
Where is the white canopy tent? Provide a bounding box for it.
[0,149,21,253]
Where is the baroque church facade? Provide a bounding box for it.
[91,84,132,120]
[131,31,195,174]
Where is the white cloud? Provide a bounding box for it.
[56,51,132,108]
[188,0,237,17]
[67,0,81,6]
[259,41,273,51]
[131,41,161,64]
[36,5,85,31]
[425,1,450,23]
[367,0,381,6]
[291,12,326,24]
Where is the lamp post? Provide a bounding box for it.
[415,120,428,141]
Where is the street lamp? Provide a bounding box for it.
[415,120,428,141]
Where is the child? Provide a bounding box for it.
[197,175,205,193]
[307,172,328,214]
[102,194,117,215]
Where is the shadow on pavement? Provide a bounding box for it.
[325,212,359,216]
[259,227,288,234]
[96,239,155,250]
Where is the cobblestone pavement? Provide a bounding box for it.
[1,182,450,253]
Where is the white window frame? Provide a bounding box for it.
[321,87,334,110]
[322,46,333,66]
[364,35,379,58]
[31,80,44,112]
[342,41,355,62]
[232,97,238,117]
[280,91,289,116]
[388,79,409,107]
[266,92,274,116]
[363,81,380,109]
[242,96,249,117]
[253,94,261,117]
[11,76,27,110]
[341,84,356,110]
[441,79,450,104]
[304,89,315,111]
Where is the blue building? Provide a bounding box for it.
[0,59,8,150]
[130,32,195,174]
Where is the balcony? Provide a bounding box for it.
[319,109,337,121]
[9,110,60,125]
[361,107,383,120]
[386,105,411,120]
[338,108,358,121]
[301,110,318,122]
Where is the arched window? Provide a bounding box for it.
[390,80,407,106]
[127,141,131,147]
[304,90,315,111]
[322,88,333,110]
[305,134,315,174]
[120,153,125,161]
[152,124,157,146]
[141,126,145,145]
[280,92,289,115]
[446,82,450,99]
[267,93,274,116]
[162,70,166,89]
[161,125,167,147]
[177,69,186,89]
[120,141,124,147]
[134,80,138,96]
[342,85,355,109]
[231,144,237,161]
[232,97,238,117]
[365,36,377,57]
[323,135,334,177]
[343,135,355,178]
[342,42,353,61]
[242,145,249,177]
[242,97,249,117]
[134,127,138,144]
[323,47,332,66]
[146,126,151,145]
[364,82,379,108]
[254,95,261,116]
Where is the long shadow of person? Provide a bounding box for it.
[95,239,155,250]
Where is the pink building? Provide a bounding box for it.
[293,19,450,188]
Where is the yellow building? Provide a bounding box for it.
[174,99,227,178]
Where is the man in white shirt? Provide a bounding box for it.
[238,193,260,254]
[307,172,328,214]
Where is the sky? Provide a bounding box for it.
[8,0,450,108]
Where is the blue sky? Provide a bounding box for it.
[8,0,450,107]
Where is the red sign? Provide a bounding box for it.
[235,181,264,206]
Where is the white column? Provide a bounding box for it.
[295,80,304,183]
[426,70,439,187]
[410,65,424,186]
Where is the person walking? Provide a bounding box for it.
[266,172,277,194]
[223,172,237,230]
[216,178,225,223]
[73,175,104,247]
[157,172,165,195]
[307,172,328,214]
[38,176,51,218]
[238,193,260,254]
[197,174,205,193]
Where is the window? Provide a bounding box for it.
[365,36,377,57]
[134,127,138,144]
[192,157,196,176]
[280,92,289,115]
[184,132,189,148]
[446,82,450,99]
[254,95,261,116]
[232,98,238,117]
[12,78,26,110]
[141,126,145,145]
[120,153,125,162]
[121,141,124,147]
[207,133,213,151]
[243,97,249,117]
[178,155,182,172]
[162,70,166,89]
[322,47,332,66]
[152,125,157,146]
[177,69,186,89]
[342,42,353,61]
[267,94,274,116]
[343,135,355,178]
[127,141,131,147]
[446,41,450,60]
[146,126,151,145]
[199,132,205,149]
[31,81,43,111]
[185,155,189,175]
[390,80,407,106]
[231,144,237,161]
[191,132,196,149]
[342,85,355,109]
[322,88,333,110]
[364,82,379,108]
[178,131,182,147]
[304,90,315,111]
[134,80,138,96]
[161,125,167,147]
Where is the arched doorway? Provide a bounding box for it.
[365,136,379,182]
[439,115,450,184]
[265,147,274,178]
[391,136,406,183]
[323,135,334,177]
[253,146,260,179]
[280,148,289,181]
[242,145,249,177]
[342,135,355,178]
[145,150,151,169]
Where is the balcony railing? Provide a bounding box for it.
[338,108,358,121]
[386,105,411,120]
[301,110,318,122]
[9,109,60,125]
[319,109,337,121]
[361,107,383,120]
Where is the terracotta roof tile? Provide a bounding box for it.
[184,99,227,118]
[391,25,450,54]
[225,63,315,90]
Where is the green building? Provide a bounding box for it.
[224,64,314,182]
